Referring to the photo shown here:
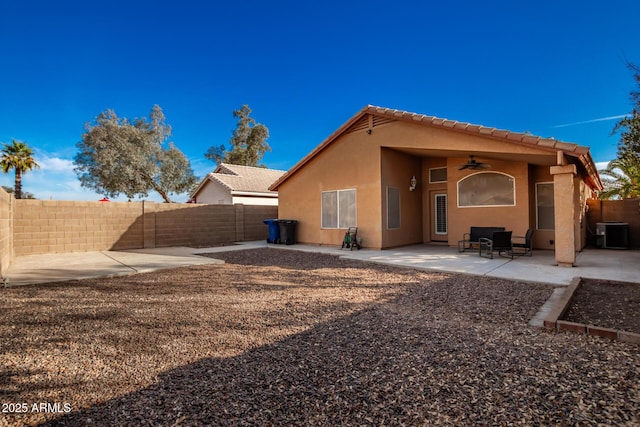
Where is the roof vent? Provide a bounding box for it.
[346,115,370,134]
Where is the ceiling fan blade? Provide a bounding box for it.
[459,155,491,170]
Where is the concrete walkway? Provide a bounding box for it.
[3,241,639,287]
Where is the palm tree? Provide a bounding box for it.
[598,154,640,200]
[0,139,40,199]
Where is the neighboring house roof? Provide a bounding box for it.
[192,163,286,198]
[270,105,603,191]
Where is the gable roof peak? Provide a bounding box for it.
[215,163,286,176]
[192,163,287,198]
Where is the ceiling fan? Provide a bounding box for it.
[458,155,491,170]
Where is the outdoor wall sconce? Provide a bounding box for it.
[409,175,417,191]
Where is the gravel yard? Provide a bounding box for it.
[1,248,638,426]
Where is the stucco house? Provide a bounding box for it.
[190,163,285,206]
[270,105,603,267]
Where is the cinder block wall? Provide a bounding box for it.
[151,203,238,247]
[586,198,640,248]
[0,187,12,276]
[243,205,280,240]
[13,200,144,256]
[12,200,277,256]
[150,203,277,247]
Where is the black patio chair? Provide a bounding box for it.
[512,229,534,257]
[479,231,513,259]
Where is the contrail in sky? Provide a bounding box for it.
[553,114,628,128]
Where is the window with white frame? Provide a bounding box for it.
[321,189,356,228]
[387,187,400,229]
[457,172,515,207]
[536,182,555,230]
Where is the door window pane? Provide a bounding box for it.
[435,194,447,234]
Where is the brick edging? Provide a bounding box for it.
[543,276,640,345]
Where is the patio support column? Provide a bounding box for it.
[550,164,577,267]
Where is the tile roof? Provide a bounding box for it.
[192,163,286,196]
[270,105,602,191]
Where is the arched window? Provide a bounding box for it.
[457,172,515,207]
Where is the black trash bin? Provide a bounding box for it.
[277,220,298,245]
[263,219,280,244]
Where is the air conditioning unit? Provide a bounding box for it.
[596,222,629,249]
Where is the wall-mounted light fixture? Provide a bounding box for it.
[409,175,417,191]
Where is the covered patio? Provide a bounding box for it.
[272,106,604,268]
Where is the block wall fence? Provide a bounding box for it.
[0,188,12,277]
[586,198,640,248]
[0,186,277,276]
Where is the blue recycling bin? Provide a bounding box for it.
[263,219,280,244]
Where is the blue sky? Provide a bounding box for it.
[1,0,638,202]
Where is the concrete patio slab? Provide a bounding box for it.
[4,248,223,287]
[262,242,640,286]
[3,240,639,287]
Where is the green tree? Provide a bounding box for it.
[614,62,640,158]
[74,105,197,203]
[0,139,40,199]
[602,61,640,200]
[1,185,36,199]
[598,154,640,199]
[205,105,270,166]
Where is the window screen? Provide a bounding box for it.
[387,187,400,229]
[457,172,515,207]
[321,191,338,228]
[322,189,356,228]
[429,167,447,183]
[536,183,555,230]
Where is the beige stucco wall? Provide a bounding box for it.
[445,157,531,247]
[195,180,232,204]
[371,120,555,157]
[421,158,448,243]
[380,148,422,248]
[551,164,578,266]
[277,130,383,247]
[277,118,590,251]
[195,181,278,206]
